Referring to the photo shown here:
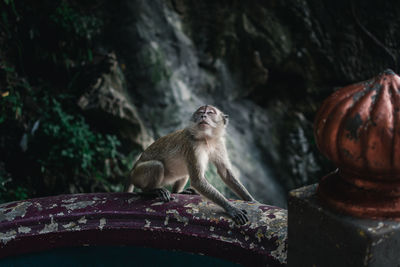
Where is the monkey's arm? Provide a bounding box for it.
[188,162,248,225]
[213,145,256,202]
[215,163,255,202]
[191,175,232,210]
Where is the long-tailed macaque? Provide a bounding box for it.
[126,105,256,225]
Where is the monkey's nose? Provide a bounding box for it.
[201,115,207,119]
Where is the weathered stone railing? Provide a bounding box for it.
[0,193,287,266]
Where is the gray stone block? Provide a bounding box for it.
[288,184,400,267]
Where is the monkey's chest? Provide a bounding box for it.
[163,157,189,179]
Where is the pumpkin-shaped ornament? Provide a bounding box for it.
[315,69,400,218]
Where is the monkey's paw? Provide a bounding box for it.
[179,188,198,195]
[227,207,249,225]
[154,188,172,202]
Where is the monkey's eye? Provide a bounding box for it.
[207,110,215,115]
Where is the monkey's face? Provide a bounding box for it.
[190,105,228,138]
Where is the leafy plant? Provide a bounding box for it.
[51,1,102,41]
[29,96,124,194]
[0,162,28,203]
[0,0,129,203]
[0,65,24,125]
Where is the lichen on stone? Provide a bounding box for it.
[0,202,32,223]
[17,226,31,234]
[39,216,58,234]
[99,218,107,230]
[166,209,189,226]
[61,200,95,211]
[0,230,17,244]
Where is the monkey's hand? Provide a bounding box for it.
[142,188,172,202]
[179,188,198,195]
[227,206,249,225]
[155,188,172,202]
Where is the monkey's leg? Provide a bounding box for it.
[130,160,172,202]
[171,176,189,193]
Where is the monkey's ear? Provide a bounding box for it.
[191,113,197,122]
[223,114,229,125]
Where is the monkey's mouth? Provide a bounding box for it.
[198,121,209,125]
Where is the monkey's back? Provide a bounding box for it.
[138,129,192,162]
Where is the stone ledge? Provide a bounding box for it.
[288,184,400,267]
[0,193,287,266]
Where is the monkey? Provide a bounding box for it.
[126,105,256,225]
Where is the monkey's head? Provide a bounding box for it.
[189,105,229,139]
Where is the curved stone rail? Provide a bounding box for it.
[0,193,287,266]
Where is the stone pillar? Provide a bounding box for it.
[288,70,400,266]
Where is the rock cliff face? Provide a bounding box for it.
[80,0,400,207]
[77,53,154,153]
[87,0,284,206]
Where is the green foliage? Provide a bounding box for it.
[51,2,102,41]
[30,96,124,193]
[0,163,28,203]
[0,65,24,124]
[0,1,130,203]
[0,0,104,80]
[0,88,21,124]
[0,164,12,202]
[0,60,32,203]
[47,1,102,68]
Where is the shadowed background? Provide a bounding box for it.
[1,0,399,207]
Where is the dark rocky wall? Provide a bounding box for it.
[2,0,400,207]
[90,0,400,207]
